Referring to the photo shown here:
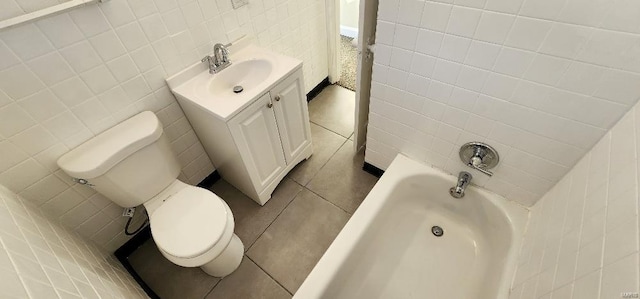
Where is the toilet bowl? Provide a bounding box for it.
[57,111,243,277]
[145,180,243,276]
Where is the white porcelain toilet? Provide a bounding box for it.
[57,111,244,277]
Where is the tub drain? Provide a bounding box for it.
[233,86,244,93]
[432,226,444,237]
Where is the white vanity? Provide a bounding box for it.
[166,41,313,205]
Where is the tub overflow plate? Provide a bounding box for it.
[432,226,444,237]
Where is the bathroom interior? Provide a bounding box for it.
[0,0,638,297]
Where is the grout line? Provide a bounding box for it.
[202,278,222,298]
[302,185,354,217]
[240,185,353,296]
[294,134,349,188]
[292,135,364,215]
[244,183,302,253]
[245,255,294,296]
[309,119,354,139]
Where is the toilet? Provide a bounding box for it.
[57,111,243,277]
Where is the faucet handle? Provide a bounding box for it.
[467,162,493,176]
[220,47,231,64]
[459,142,499,177]
[213,42,232,49]
[201,55,211,63]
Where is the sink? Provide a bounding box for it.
[209,59,273,97]
[166,43,303,121]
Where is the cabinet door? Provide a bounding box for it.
[229,94,286,191]
[271,72,312,164]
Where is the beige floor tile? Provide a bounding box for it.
[210,179,302,250]
[205,257,291,299]
[128,240,219,299]
[287,123,347,186]
[306,140,379,213]
[308,85,355,138]
[246,189,350,293]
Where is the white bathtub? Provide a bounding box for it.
[295,155,529,299]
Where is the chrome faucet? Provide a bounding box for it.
[201,43,232,74]
[459,142,499,176]
[449,171,472,198]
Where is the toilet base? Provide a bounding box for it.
[200,234,244,277]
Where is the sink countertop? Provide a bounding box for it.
[166,43,303,121]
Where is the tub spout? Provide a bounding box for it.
[450,171,472,198]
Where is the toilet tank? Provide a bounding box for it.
[57,111,181,208]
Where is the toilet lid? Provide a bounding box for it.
[150,187,228,259]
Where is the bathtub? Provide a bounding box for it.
[294,154,529,299]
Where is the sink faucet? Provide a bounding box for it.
[201,43,232,74]
[449,171,472,198]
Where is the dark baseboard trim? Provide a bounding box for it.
[362,162,385,178]
[196,170,221,188]
[306,77,330,102]
[114,170,221,299]
[114,226,159,299]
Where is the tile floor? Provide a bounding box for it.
[128,85,379,299]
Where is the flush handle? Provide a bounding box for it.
[73,178,95,186]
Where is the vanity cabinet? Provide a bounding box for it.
[228,93,287,193]
[176,68,312,205]
[270,72,313,164]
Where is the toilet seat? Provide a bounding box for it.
[150,187,229,259]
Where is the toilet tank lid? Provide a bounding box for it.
[57,111,164,179]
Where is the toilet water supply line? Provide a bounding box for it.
[124,207,150,236]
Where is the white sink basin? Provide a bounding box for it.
[166,43,302,121]
[209,59,274,97]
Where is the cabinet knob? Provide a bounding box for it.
[274,95,281,101]
[267,102,273,108]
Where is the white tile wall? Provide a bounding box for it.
[508,103,639,299]
[365,0,640,206]
[0,184,147,298]
[0,0,71,22]
[0,0,328,251]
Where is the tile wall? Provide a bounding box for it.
[0,0,328,251]
[365,0,640,206]
[0,183,146,298]
[509,100,639,298]
[1,0,71,22]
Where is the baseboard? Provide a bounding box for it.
[362,162,384,178]
[114,226,159,299]
[196,170,221,188]
[114,170,222,298]
[306,77,330,102]
[340,25,358,39]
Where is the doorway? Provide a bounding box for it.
[336,0,360,91]
[326,0,378,153]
